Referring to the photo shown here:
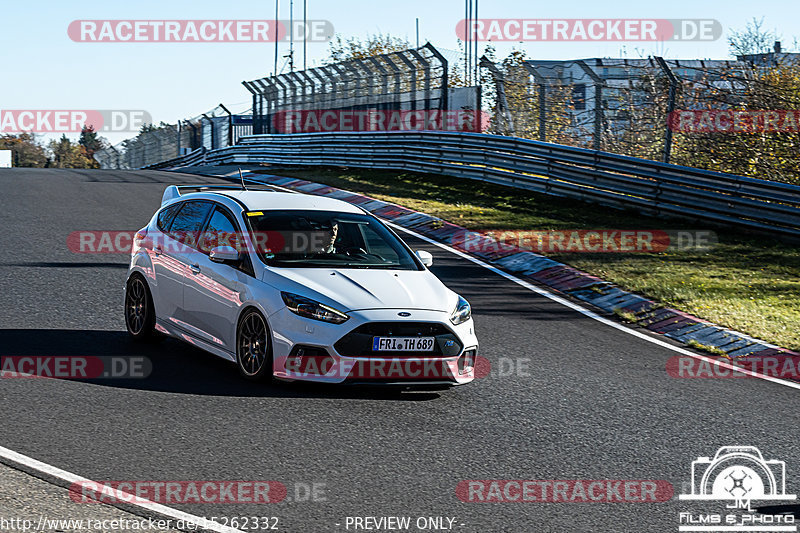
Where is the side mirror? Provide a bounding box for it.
[415,250,434,267]
[209,245,241,264]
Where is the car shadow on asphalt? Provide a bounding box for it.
[0,329,444,401]
[1,262,128,269]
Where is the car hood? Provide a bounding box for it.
[262,267,456,312]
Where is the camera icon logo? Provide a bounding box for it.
[680,446,796,501]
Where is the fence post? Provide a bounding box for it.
[218,103,233,146]
[577,61,605,151]
[201,114,215,150]
[424,43,449,113]
[107,145,120,169]
[523,63,548,142]
[655,56,678,164]
[480,56,515,136]
[252,93,260,134]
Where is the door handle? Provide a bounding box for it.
[154,246,163,256]
[190,264,201,274]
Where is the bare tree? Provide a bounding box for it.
[729,18,780,57]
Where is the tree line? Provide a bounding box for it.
[0,126,104,169]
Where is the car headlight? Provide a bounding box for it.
[450,295,471,325]
[281,292,349,324]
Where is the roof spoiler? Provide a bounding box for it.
[160,184,274,206]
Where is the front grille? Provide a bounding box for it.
[334,322,462,358]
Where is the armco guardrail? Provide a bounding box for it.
[145,147,206,170]
[154,131,800,237]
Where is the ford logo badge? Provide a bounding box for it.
[398,312,411,317]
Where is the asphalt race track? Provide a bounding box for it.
[1,168,799,532]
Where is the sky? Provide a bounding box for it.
[1,0,798,144]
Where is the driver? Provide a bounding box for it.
[321,221,338,253]
[307,221,339,254]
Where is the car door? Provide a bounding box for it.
[182,204,253,351]
[155,200,213,329]
[150,202,184,320]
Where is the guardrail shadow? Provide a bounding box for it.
[0,329,443,401]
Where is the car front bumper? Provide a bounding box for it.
[269,308,478,385]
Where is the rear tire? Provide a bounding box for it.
[125,274,157,341]
[236,309,274,381]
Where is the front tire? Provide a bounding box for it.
[237,309,273,381]
[125,274,157,341]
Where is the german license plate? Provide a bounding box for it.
[372,336,435,352]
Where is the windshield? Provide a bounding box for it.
[245,210,421,270]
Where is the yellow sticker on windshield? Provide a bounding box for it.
[246,211,263,217]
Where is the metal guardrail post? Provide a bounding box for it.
[655,57,678,164]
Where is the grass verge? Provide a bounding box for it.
[258,166,800,350]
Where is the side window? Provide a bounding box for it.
[202,206,255,277]
[200,208,241,254]
[168,201,213,249]
[156,203,181,232]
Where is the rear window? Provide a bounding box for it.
[156,202,181,232]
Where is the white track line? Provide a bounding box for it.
[387,221,800,392]
[0,445,245,533]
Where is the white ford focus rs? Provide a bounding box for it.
[124,184,478,386]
